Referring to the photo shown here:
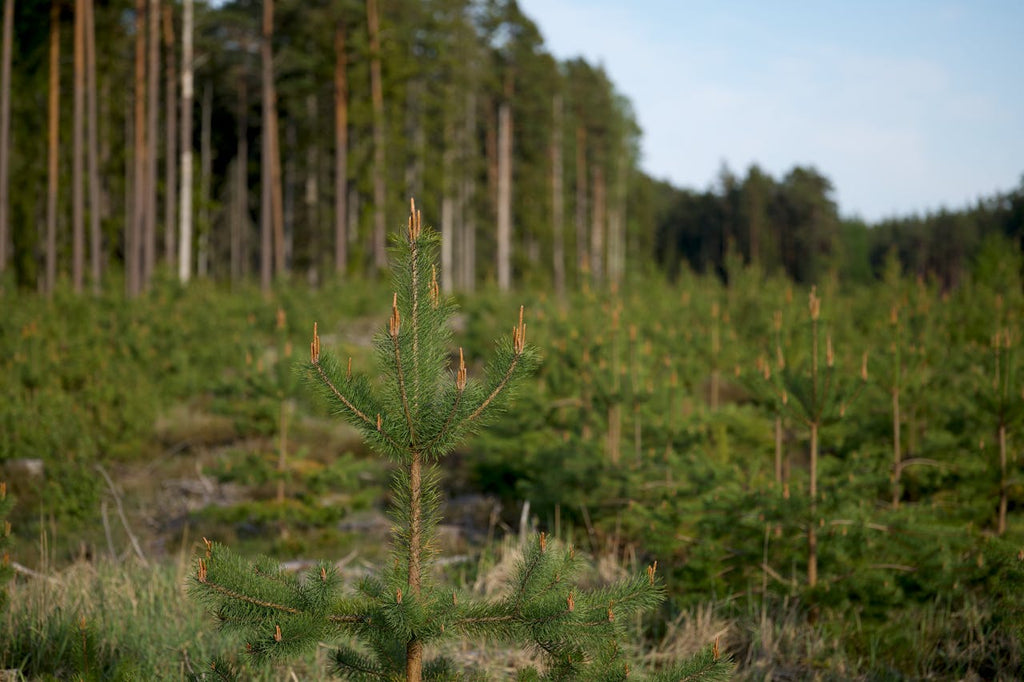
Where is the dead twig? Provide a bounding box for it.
[95,464,149,566]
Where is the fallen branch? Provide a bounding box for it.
[95,464,149,566]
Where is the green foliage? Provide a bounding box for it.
[190,208,732,680]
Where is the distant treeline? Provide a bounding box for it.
[0,0,1019,295]
[647,164,1024,288]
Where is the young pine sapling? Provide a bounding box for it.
[190,201,732,681]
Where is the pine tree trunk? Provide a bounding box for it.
[366,0,386,272]
[998,422,1007,535]
[178,0,193,282]
[198,83,211,277]
[129,0,147,295]
[459,92,476,292]
[72,0,85,292]
[45,0,60,295]
[270,100,284,279]
[496,100,512,291]
[260,0,274,290]
[305,94,319,283]
[608,144,627,285]
[162,3,177,268]
[808,420,818,588]
[892,386,901,509]
[550,93,564,297]
[143,0,159,286]
[589,165,605,284]
[407,449,424,681]
[0,0,11,275]
[85,0,101,291]
[333,21,347,276]
[403,80,424,199]
[231,79,248,284]
[284,121,295,271]
[774,414,783,485]
[574,125,587,283]
[440,105,454,292]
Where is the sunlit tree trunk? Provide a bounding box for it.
[574,125,587,283]
[333,21,347,276]
[608,145,627,285]
[459,91,476,292]
[143,0,159,286]
[85,0,101,291]
[550,93,564,297]
[496,99,512,291]
[366,0,386,272]
[590,165,605,284]
[178,0,193,282]
[0,0,14,277]
[162,3,176,268]
[260,0,284,287]
[45,0,60,295]
[440,100,454,292]
[305,94,319,282]
[198,83,211,277]
[72,0,85,291]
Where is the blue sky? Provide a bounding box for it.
[515,0,1024,222]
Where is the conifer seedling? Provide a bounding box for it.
[190,201,732,680]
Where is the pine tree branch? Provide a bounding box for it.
[467,353,521,423]
[311,359,399,449]
[197,572,301,615]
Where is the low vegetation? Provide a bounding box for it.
[2,232,1023,679]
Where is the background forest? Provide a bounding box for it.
[1,0,1024,680]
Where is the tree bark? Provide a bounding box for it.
[589,164,605,284]
[998,422,1007,535]
[304,94,319,283]
[892,386,901,509]
[808,420,818,588]
[129,0,146,295]
[440,102,454,292]
[496,100,512,291]
[234,79,248,282]
[459,92,476,292]
[178,0,193,282]
[0,0,14,275]
[72,0,85,292]
[333,21,347,276]
[85,0,101,291]
[198,83,211,277]
[260,0,274,289]
[162,3,177,268]
[366,0,386,272]
[406,450,424,681]
[550,94,564,297]
[574,125,587,283]
[143,0,159,286]
[45,0,60,295]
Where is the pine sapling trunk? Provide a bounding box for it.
[892,386,901,509]
[808,420,818,588]
[407,450,423,679]
[998,422,1007,535]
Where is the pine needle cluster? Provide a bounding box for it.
[189,201,732,681]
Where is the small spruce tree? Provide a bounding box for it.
[190,201,732,681]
